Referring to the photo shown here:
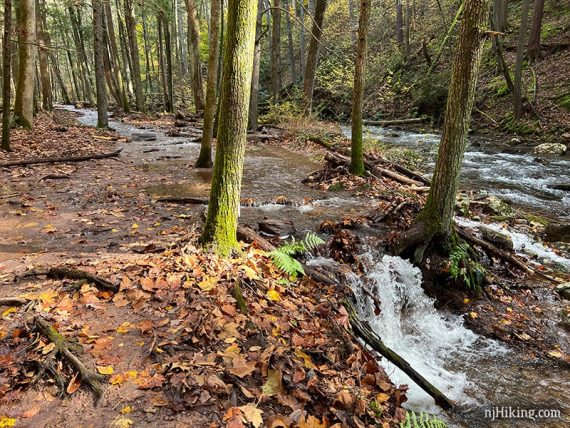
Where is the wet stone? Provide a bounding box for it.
[132,132,158,142]
[555,283,570,300]
[545,222,570,243]
[479,226,514,250]
[533,142,567,156]
[259,218,295,237]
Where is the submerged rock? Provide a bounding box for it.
[259,218,295,237]
[533,142,567,156]
[545,223,570,243]
[132,132,157,142]
[556,283,570,300]
[479,226,514,250]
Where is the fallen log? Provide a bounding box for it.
[344,300,454,409]
[0,297,30,306]
[0,150,122,168]
[33,316,106,400]
[155,196,208,204]
[23,267,119,293]
[363,117,428,126]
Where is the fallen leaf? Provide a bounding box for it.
[97,365,114,375]
[262,368,283,397]
[469,311,478,319]
[239,404,263,428]
[42,342,56,355]
[66,372,81,394]
[266,289,281,302]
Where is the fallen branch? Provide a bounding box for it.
[363,117,428,126]
[0,193,21,199]
[23,267,118,293]
[38,174,71,181]
[0,150,122,168]
[0,297,30,306]
[155,196,208,204]
[33,316,106,400]
[344,300,454,410]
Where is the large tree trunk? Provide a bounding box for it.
[527,0,544,64]
[14,0,36,129]
[302,0,327,115]
[36,0,52,111]
[200,0,258,256]
[271,0,282,103]
[196,0,222,167]
[184,0,206,113]
[350,0,371,176]
[92,0,108,128]
[248,0,264,131]
[285,0,296,83]
[395,0,489,256]
[124,0,144,111]
[297,0,306,76]
[164,13,174,112]
[513,0,530,120]
[104,0,129,111]
[395,0,404,46]
[1,0,12,151]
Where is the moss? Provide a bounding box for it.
[523,212,549,226]
[328,182,345,191]
[558,94,570,112]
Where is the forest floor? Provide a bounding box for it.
[0,109,568,427]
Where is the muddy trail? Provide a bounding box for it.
[1,108,569,427]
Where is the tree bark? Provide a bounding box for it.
[527,0,544,64]
[396,0,489,255]
[157,13,170,111]
[248,0,264,131]
[164,12,175,112]
[285,0,296,83]
[104,0,129,111]
[93,0,108,128]
[395,0,404,46]
[1,0,12,151]
[68,5,94,106]
[350,0,371,176]
[35,0,51,111]
[297,0,306,76]
[14,0,36,129]
[184,0,206,113]
[271,0,282,103]
[513,0,530,120]
[302,0,327,115]
[196,0,221,167]
[124,0,144,111]
[200,0,258,256]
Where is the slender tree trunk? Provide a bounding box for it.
[14,0,36,129]
[248,0,264,131]
[514,0,530,120]
[2,0,12,151]
[141,7,154,96]
[36,0,52,111]
[124,0,144,111]
[177,0,189,74]
[297,0,306,76]
[93,0,108,128]
[527,0,544,64]
[157,14,169,110]
[348,0,356,46]
[200,0,258,256]
[184,0,206,113]
[491,0,508,74]
[104,0,129,111]
[164,14,174,112]
[196,0,222,167]
[116,0,133,96]
[395,0,404,46]
[69,5,94,105]
[285,0,296,83]
[350,0,371,176]
[396,0,489,255]
[302,0,327,115]
[271,0,282,103]
[404,0,411,58]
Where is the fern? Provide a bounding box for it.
[400,411,447,428]
[269,233,325,277]
[449,242,486,292]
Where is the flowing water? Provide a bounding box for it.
[67,107,569,426]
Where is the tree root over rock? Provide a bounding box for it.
[32,316,106,401]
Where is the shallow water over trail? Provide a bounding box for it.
[67,107,569,427]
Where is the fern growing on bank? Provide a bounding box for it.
[400,411,447,428]
[449,241,486,292]
[269,232,325,277]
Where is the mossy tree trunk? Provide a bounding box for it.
[513,0,530,120]
[184,0,206,113]
[14,0,36,129]
[395,0,489,257]
[196,0,222,168]
[302,0,327,115]
[527,0,544,64]
[1,0,12,151]
[248,0,264,131]
[200,0,258,257]
[350,0,371,176]
[92,0,108,128]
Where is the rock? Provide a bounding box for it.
[479,226,514,250]
[561,132,570,141]
[549,184,570,192]
[544,223,570,243]
[484,196,514,217]
[259,218,295,237]
[533,143,567,156]
[175,110,186,120]
[556,283,570,300]
[174,120,188,128]
[132,132,157,142]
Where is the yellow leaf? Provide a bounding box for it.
[43,224,57,233]
[1,308,17,317]
[262,368,283,397]
[120,406,134,414]
[0,416,16,428]
[116,322,131,334]
[240,265,259,280]
[131,223,139,229]
[110,371,138,385]
[239,405,264,428]
[97,365,114,375]
[266,289,281,302]
[294,348,316,369]
[547,350,563,358]
[469,311,478,319]
[376,392,390,403]
[42,342,56,355]
[112,416,133,428]
[198,276,218,292]
[111,228,119,233]
[463,298,470,304]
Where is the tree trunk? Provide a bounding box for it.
[404,0,411,59]
[69,5,94,106]
[157,14,169,111]
[348,0,356,46]
[176,0,189,74]
[124,0,144,111]
[513,0,530,120]
[164,13,174,112]
[395,0,404,46]
[104,0,129,111]
[302,0,327,115]
[93,0,108,128]
[271,0,282,103]
[527,0,544,64]
[1,0,12,151]
[395,0,489,256]
[297,0,306,76]
[35,0,51,111]
[248,0,264,131]
[116,0,133,96]
[200,0,258,256]
[14,0,36,129]
[285,0,296,83]
[184,0,206,113]
[196,0,222,167]
[350,0,371,176]
[141,6,154,95]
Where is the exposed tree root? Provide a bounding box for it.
[0,297,30,306]
[32,316,106,400]
[23,267,119,293]
[0,150,122,168]
[344,300,454,410]
[155,196,208,204]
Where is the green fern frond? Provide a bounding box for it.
[269,232,324,277]
[302,232,325,252]
[400,411,447,428]
[269,250,305,276]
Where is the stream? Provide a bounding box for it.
[67,107,569,427]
